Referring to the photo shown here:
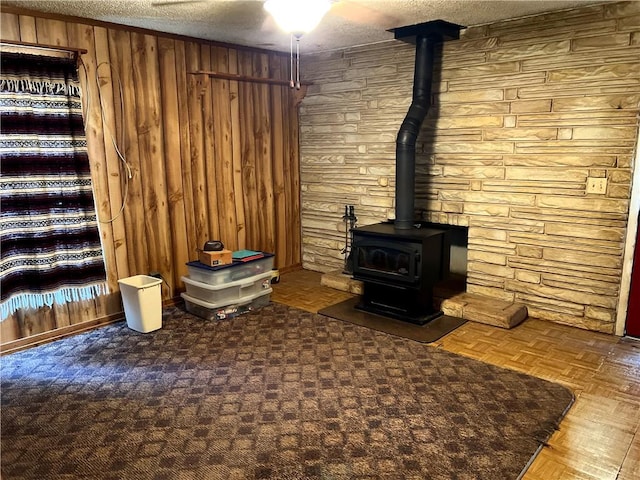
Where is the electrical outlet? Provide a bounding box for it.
[586,177,607,194]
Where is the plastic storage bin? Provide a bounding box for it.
[186,253,274,285]
[181,288,272,321]
[118,275,163,333]
[181,270,273,305]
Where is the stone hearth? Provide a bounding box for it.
[321,270,527,329]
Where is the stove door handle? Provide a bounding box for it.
[414,252,421,278]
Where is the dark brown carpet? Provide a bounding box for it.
[318,297,467,343]
[1,302,574,480]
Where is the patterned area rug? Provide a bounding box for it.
[1,302,574,480]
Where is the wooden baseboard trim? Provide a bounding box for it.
[1,297,184,355]
[278,264,303,274]
[0,314,124,355]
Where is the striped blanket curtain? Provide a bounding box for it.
[0,52,107,319]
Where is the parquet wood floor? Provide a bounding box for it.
[271,269,640,480]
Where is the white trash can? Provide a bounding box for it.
[118,275,163,333]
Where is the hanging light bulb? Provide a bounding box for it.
[264,0,332,36]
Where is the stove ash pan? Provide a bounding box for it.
[351,222,450,324]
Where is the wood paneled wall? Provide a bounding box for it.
[0,10,301,346]
[298,1,640,333]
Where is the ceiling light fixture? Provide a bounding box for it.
[264,0,332,89]
[264,0,331,36]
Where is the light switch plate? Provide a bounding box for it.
[586,177,607,194]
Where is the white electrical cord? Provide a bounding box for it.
[78,58,173,297]
[78,57,132,224]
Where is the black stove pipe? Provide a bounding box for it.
[390,20,463,230]
[394,34,435,230]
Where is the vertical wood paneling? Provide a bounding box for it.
[254,53,276,255]
[17,309,51,339]
[0,309,19,342]
[65,299,97,332]
[212,47,239,251]
[201,45,220,241]
[1,12,302,346]
[228,49,247,250]
[158,37,190,290]
[131,33,173,283]
[68,24,119,296]
[279,59,295,267]
[1,13,20,40]
[269,55,288,266]
[289,88,302,267]
[66,23,119,321]
[94,27,130,283]
[106,28,148,276]
[238,50,260,250]
[17,15,37,42]
[185,42,210,251]
[34,18,67,45]
[174,40,198,261]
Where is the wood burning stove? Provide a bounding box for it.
[352,222,450,325]
[348,21,464,325]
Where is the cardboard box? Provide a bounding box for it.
[198,249,232,266]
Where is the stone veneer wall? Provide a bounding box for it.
[298,1,640,333]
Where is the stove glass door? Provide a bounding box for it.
[353,239,421,285]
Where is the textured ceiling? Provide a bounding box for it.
[2,0,613,52]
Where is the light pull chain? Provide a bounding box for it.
[289,34,302,90]
[295,36,301,90]
[289,34,295,88]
